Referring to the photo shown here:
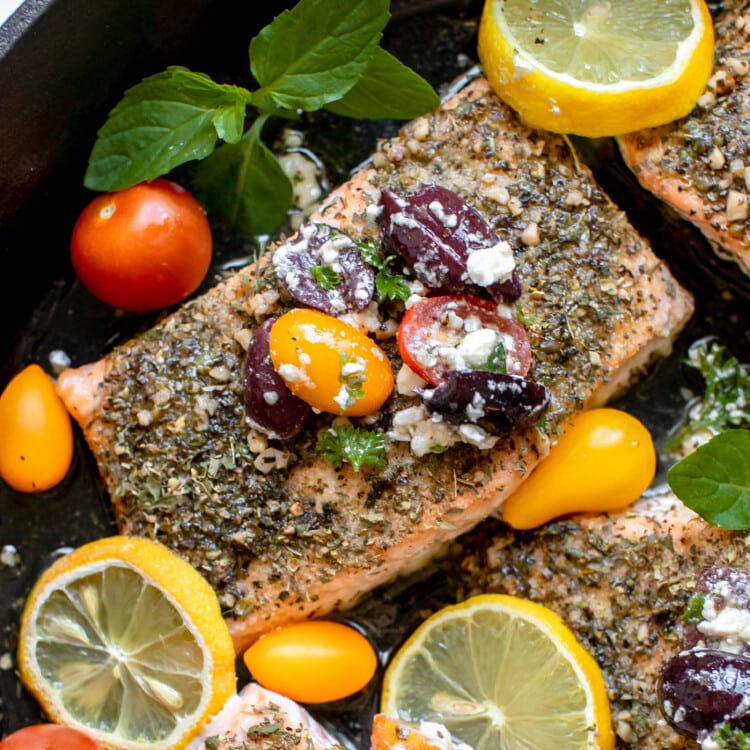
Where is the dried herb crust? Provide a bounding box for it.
[86,80,690,627]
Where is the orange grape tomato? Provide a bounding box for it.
[371,714,446,750]
[0,724,102,749]
[268,308,394,417]
[0,364,74,493]
[243,620,378,704]
[501,408,656,530]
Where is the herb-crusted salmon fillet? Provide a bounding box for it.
[454,494,750,749]
[56,77,694,654]
[617,0,750,275]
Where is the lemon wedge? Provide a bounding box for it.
[477,0,714,137]
[381,593,614,749]
[17,535,236,750]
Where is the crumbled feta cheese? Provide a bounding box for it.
[456,328,500,368]
[396,364,428,395]
[466,240,515,287]
[428,200,458,228]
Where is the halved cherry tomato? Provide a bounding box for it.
[397,295,531,386]
[269,308,394,417]
[0,364,73,493]
[501,408,656,529]
[70,178,212,311]
[243,620,378,704]
[0,724,101,749]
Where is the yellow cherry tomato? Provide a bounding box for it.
[0,364,74,493]
[269,308,394,417]
[243,620,378,704]
[501,408,656,530]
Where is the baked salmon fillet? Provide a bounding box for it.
[455,494,748,749]
[56,76,694,654]
[617,0,750,275]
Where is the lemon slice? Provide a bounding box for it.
[17,535,236,750]
[477,0,714,137]
[381,594,614,750]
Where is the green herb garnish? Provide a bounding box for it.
[682,592,705,624]
[357,239,411,302]
[338,352,366,411]
[83,0,439,239]
[311,265,341,290]
[316,425,386,471]
[666,430,750,530]
[711,724,750,749]
[481,341,507,373]
[669,339,750,450]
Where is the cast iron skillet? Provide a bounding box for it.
[1,0,749,745]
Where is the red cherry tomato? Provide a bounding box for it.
[0,724,101,749]
[397,294,531,385]
[243,620,378,704]
[70,178,212,311]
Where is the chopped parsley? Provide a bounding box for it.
[316,424,386,471]
[480,341,507,373]
[311,264,341,289]
[712,724,750,749]
[669,338,750,450]
[682,592,705,624]
[338,352,366,411]
[358,239,411,302]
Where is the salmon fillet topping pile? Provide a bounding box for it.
[618,0,750,274]
[56,77,694,652]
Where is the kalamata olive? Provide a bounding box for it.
[658,649,750,739]
[378,185,521,303]
[420,370,549,430]
[272,223,374,314]
[243,318,312,439]
[684,567,750,654]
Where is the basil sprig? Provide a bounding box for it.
[667,430,750,530]
[83,0,439,238]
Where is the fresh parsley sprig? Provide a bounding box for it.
[357,239,411,302]
[316,425,386,472]
[668,338,750,450]
[83,0,439,239]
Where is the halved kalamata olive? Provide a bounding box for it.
[658,649,750,739]
[243,318,312,439]
[421,370,549,430]
[272,223,375,314]
[683,566,750,654]
[379,185,521,303]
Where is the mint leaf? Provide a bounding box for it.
[666,430,750,530]
[193,117,292,239]
[325,47,439,120]
[248,0,389,112]
[84,67,251,191]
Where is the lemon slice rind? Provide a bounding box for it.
[478,0,715,136]
[381,594,614,750]
[18,536,236,750]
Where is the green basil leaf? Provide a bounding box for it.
[666,430,750,530]
[84,67,251,191]
[325,46,439,120]
[248,0,389,112]
[193,117,293,240]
